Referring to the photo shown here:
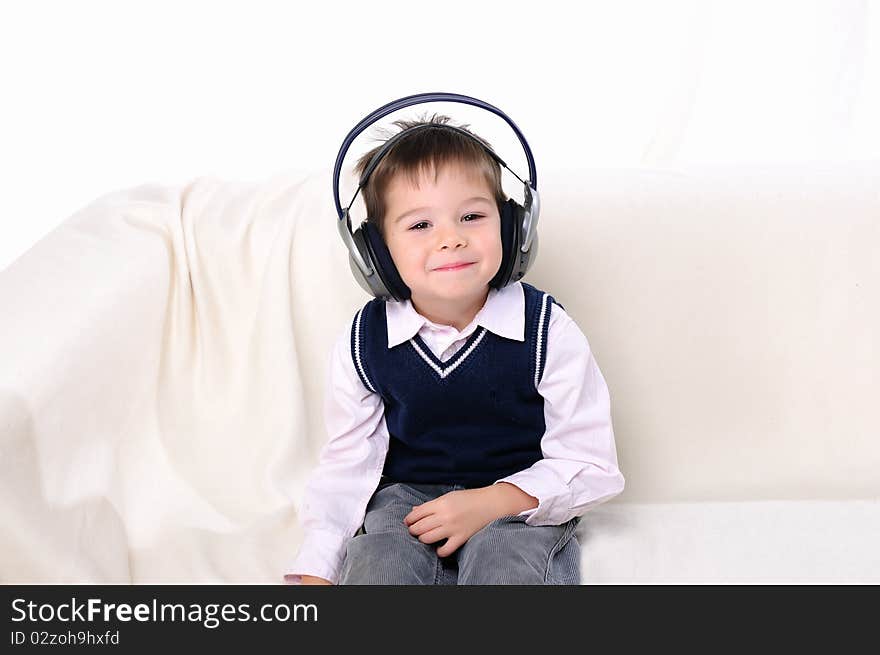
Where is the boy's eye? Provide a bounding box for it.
[408,214,484,231]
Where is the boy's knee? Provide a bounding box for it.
[339,531,436,585]
[457,527,546,584]
[464,516,523,553]
[457,517,568,584]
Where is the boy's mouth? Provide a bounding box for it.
[433,262,475,272]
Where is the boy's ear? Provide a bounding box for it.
[361,220,412,301]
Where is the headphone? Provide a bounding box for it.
[332,92,541,302]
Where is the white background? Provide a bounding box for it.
[1,0,878,272]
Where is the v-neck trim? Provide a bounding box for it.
[409,327,488,380]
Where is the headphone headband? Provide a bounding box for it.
[332,91,539,221]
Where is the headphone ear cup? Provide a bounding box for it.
[348,225,384,299]
[362,220,411,301]
[489,198,521,289]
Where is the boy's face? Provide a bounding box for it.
[382,161,503,308]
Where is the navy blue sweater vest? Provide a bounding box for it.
[350,282,562,488]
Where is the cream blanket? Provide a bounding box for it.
[1,169,372,582]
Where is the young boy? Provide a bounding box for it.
[284,114,625,585]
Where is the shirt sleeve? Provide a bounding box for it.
[282,322,389,585]
[493,303,626,526]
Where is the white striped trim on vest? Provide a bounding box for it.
[534,292,552,389]
[408,327,488,379]
[352,306,376,393]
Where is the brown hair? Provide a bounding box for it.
[352,112,507,238]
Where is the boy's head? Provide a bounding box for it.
[353,113,507,309]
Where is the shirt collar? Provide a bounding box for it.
[385,281,525,348]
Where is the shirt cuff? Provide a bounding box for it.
[282,527,351,585]
[493,468,573,526]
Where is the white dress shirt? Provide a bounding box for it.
[283,281,625,584]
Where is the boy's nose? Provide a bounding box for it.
[439,237,465,250]
[437,224,466,249]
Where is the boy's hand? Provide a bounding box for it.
[402,484,537,558]
[300,575,333,585]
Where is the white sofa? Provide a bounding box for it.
[1,163,878,584]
